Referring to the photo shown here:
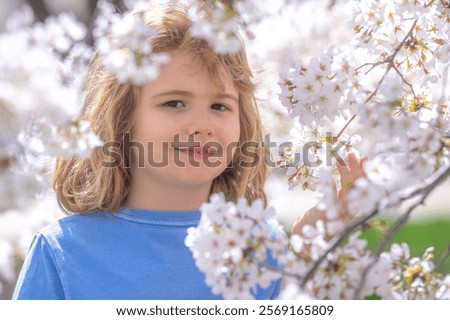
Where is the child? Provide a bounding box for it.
[13,1,276,300]
[13,1,365,300]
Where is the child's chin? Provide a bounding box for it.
[176,167,226,183]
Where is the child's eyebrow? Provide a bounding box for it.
[152,90,239,103]
[215,93,239,104]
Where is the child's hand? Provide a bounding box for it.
[336,153,367,219]
[291,153,367,238]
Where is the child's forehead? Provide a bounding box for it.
[140,51,240,97]
[169,50,229,74]
[155,49,237,92]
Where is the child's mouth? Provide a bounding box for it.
[175,145,218,160]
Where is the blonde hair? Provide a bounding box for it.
[53,1,268,213]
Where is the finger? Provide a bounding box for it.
[336,159,351,181]
[347,153,360,171]
[358,156,368,175]
[336,152,353,171]
[359,155,368,166]
[348,153,368,179]
[335,153,347,167]
[339,153,365,186]
[338,153,358,177]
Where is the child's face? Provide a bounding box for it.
[130,50,240,192]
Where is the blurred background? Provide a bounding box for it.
[0,0,449,299]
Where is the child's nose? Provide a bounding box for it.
[188,109,215,137]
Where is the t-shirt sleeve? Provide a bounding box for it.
[12,233,65,300]
[270,277,282,299]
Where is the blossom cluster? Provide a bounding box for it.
[188,1,243,54]
[187,194,450,300]
[278,46,362,124]
[185,193,287,299]
[349,0,450,87]
[94,0,170,85]
[281,229,391,299]
[278,0,450,216]
[346,0,450,216]
[0,8,85,123]
[348,101,449,216]
[0,7,101,212]
[277,45,368,196]
[188,0,273,54]
[385,243,450,299]
[274,0,449,300]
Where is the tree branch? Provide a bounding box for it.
[84,0,99,47]
[357,18,419,103]
[26,0,50,22]
[353,163,450,298]
[335,18,419,142]
[298,163,450,291]
[299,206,380,287]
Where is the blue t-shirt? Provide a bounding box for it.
[13,207,281,300]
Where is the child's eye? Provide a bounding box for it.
[211,104,229,111]
[163,100,185,108]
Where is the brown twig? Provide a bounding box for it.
[334,18,419,141]
[26,0,50,22]
[335,114,357,141]
[299,206,380,287]
[392,64,417,99]
[356,18,419,103]
[434,243,450,272]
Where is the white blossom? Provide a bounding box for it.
[188,1,243,54]
[435,275,450,300]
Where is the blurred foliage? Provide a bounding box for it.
[362,213,450,274]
